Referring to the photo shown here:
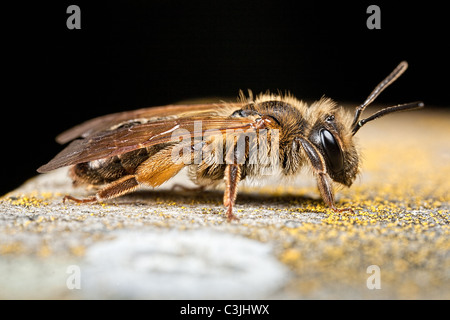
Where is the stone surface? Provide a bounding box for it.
[1,107,449,299]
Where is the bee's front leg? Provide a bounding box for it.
[298,137,354,214]
[316,172,354,214]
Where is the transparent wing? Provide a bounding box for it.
[37,116,258,173]
[55,103,242,144]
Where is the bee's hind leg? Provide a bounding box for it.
[63,175,139,204]
[63,195,97,204]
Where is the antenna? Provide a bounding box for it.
[350,61,423,135]
[352,101,424,135]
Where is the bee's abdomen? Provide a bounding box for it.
[70,147,158,186]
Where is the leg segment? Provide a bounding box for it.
[63,195,97,204]
[223,164,242,221]
[63,175,139,204]
[171,184,206,192]
[298,137,353,213]
[65,145,187,204]
[316,171,354,214]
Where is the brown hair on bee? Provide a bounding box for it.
[38,61,423,221]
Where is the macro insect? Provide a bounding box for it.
[38,61,423,221]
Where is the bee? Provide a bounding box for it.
[38,61,423,221]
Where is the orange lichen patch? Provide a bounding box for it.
[0,242,25,255]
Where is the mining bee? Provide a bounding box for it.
[38,61,423,221]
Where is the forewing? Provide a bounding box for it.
[56,103,242,144]
[37,116,257,173]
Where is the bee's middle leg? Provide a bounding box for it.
[171,184,206,192]
[223,164,242,222]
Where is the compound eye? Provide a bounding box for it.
[319,129,344,173]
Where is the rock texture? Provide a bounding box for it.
[1,107,449,299]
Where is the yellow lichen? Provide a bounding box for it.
[9,196,49,207]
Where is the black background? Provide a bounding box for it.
[4,1,449,195]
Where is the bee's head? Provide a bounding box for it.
[307,99,359,186]
[309,61,423,187]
